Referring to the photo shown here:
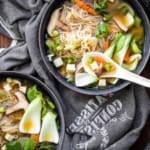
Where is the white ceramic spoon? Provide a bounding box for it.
[82,52,150,88]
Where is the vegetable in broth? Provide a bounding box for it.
[46,0,144,88]
[0,78,59,150]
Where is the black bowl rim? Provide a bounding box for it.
[0,71,65,150]
[39,0,150,95]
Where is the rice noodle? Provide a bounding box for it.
[0,79,29,147]
[55,3,123,61]
[57,4,102,60]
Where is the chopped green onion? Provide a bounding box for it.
[87,57,94,64]
[104,63,112,72]
[0,107,5,113]
[6,78,13,84]
[46,97,55,110]
[96,21,109,38]
[54,37,61,45]
[56,45,64,51]
[131,39,141,54]
[51,30,59,37]
[63,56,77,64]
[72,41,81,49]
[104,13,112,21]
[134,16,141,27]
[67,75,74,83]
[0,92,8,101]
[45,39,56,49]
[94,0,108,14]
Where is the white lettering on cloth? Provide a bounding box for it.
[67,97,123,136]
[74,127,109,150]
[99,127,109,149]
[110,112,133,123]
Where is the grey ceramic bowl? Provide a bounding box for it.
[0,71,65,150]
[39,0,150,95]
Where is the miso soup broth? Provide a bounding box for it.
[45,0,144,88]
[0,78,59,150]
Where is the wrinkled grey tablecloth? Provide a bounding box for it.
[0,0,150,150]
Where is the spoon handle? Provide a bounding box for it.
[117,67,150,88]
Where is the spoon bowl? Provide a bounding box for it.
[83,52,150,88]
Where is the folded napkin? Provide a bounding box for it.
[0,0,150,150]
[145,143,150,150]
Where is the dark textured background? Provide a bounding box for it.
[0,0,150,149]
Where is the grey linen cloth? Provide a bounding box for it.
[0,0,150,150]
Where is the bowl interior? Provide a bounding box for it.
[39,0,150,95]
[0,71,65,149]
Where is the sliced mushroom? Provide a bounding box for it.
[56,20,70,31]
[5,133,18,141]
[60,8,67,23]
[47,8,62,36]
[6,91,29,115]
[1,124,19,133]
[2,96,18,108]
[0,116,13,127]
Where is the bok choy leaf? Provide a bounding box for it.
[113,34,132,65]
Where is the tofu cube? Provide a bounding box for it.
[47,54,54,62]
[125,12,134,28]
[90,61,99,70]
[53,57,63,67]
[3,83,12,91]
[66,64,76,73]
[19,86,27,93]
[98,79,107,87]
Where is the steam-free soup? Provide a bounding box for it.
[0,78,59,150]
[46,0,144,88]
